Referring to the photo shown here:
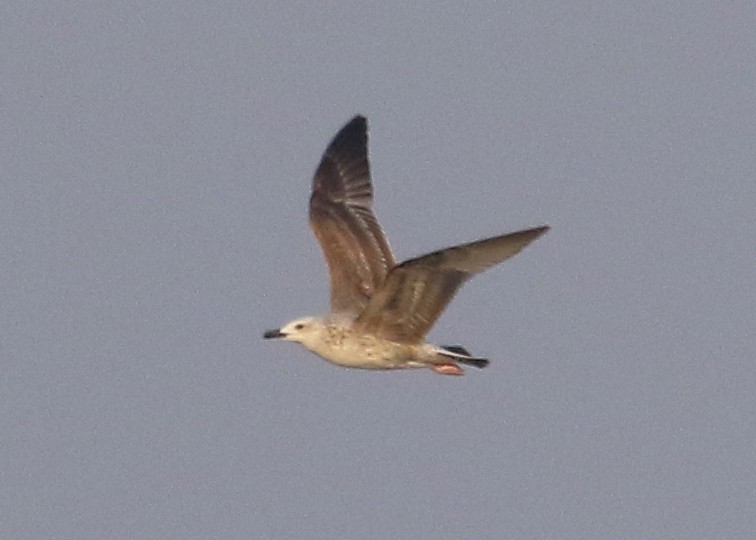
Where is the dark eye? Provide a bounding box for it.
[294,324,304,330]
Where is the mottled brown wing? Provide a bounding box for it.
[309,116,395,314]
[354,226,549,343]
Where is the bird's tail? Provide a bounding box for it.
[438,345,490,369]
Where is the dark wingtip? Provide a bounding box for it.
[346,114,366,127]
[522,225,550,239]
[464,358,490,369]
[319,116,369,167]
[336,115,367,145]
[440,345,489,368]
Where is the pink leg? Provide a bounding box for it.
[431,363,464,376]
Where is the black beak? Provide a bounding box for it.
[263,329,285,339]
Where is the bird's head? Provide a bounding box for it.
[263,316,323,348]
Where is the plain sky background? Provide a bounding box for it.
[2,2,755,539]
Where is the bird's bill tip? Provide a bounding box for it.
[263,329,285,339]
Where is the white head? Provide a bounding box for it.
[263,316,325,351]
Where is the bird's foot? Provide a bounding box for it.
[431,363,464,376]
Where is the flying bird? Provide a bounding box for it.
[264,116,549,375]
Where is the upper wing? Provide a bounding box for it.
[309,116,395,314]
[353,226,549,343]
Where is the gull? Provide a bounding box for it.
[264,116,549,375]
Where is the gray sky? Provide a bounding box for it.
[2,2,755,539]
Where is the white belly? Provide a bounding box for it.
[307,333,423,370]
